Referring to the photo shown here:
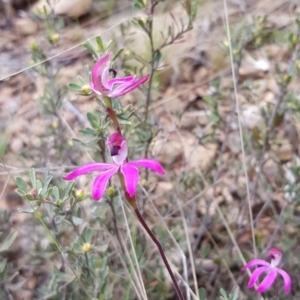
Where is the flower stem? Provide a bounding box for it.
[134,208,185,300]
[103,96,121,133]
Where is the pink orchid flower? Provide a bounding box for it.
[90,53,150,98]
[63,133,164,200]
[242,248,291,294]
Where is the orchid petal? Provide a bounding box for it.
[242,259,271,270]
[92,167,118,200]
[256,269,277,293]
[120,164,139,197]
[248,266,269,288]
[63,163,115,180]
[128,159,165,175]
[101,66,110,90]
[91,54,111,94]
[110,74,150,97]
[277,269,292,294]
[108,75,136,89]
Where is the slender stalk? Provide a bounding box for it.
[144,0,158,124]
[134,208,185,300]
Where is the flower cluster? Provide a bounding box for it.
[64,54,163,202]
[242,248,291,294]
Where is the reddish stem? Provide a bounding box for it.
[107,107,121,133]
[134,208,185,300]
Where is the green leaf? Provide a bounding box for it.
[29,168,36,188]
[87,112,98,129]
[71,216,83,226]
[112,48,124,62]
[95,243,109,252]
[0,258,7,273]
[199,287,206,300]
[219,288,227,298]
[24,194,35,201]
[18,208,35,214]
[15,188,26,196]
[84,41,98,60]
[52,186,60,199]
[68,83,82,91]
[36,180,43,193]
[84,64,90,81]
[41,176,53,196]
[230,288,239,300]
[0,231,18,253]
[76,76,85,86]
[95,36,105,52]
[64,181,75,199]
[78,128,97,136]
[54,215,65,224]
[106,40,113,51]
[84,227,93,242]
[16,177,28,190]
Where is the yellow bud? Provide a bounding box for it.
[255,37,262,46]
[81,84,92,95]
[82,243,92,253]
[75,189,85,201]
[107,186,115,197]
[141,179,147,187]
[223,40,228,47]
[30,42,39,52]
[295,60,300,70]
[34,211,43,219]
[67,140,74,147]
[52,121,59,129]
[49,33,60,44]
[124,50,131,57]
[292,34,297,45]
[232,49,239,56]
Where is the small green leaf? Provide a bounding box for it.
[112,49,124,62]
[68,83,82,91]
[95,36,105,52]
[0,231,18,253]
[24,194,35,201]
[106,40,113,51]
[95,243,109,252]
[78,128,97,136]
[64,181,75,199]
[84,65,90,81]
[230,288,239,300]
[87,112,98,129]
[84,41,98,60]
[199,287,206,300]
[219,288,227,298]
[54,215,65,224]
[29,168,36,188]
[71,216,83,226]
[41,176,53,196]
[15,188,26,196]
[76,76,85,86]
[16,177,28,190]
[18,208,35,214]
[36,180,43,193]
[84,227,93,242]
[0,258,7,273]
[52,186,60,199]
